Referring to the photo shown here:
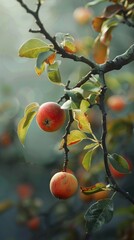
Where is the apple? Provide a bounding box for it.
[50,171,78,199]
[73,7,93,25]
[27,217,40,230]
[107,95,126,111]
[17,184,33,199]
[36,102,66,132]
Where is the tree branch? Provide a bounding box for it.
[16,0,96,69]
[62,110,74,172]
[100,44,134,73]
[99,71,134,204]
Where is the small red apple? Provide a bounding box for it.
[17,184,34,199]
[50,171,78,199]
[26,217,40,230]
[36,102,66,132]
[73,7,93,25]
[107,95,126,111]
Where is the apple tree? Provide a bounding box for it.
[16,0,134,237]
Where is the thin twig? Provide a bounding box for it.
[62,110,74,171]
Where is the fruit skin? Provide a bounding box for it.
[73,7,92,25]
[50,171,78,199]
[107,95,126,111]
[36,102,66,132]
[26,217,40,230]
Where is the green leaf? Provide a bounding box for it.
[61,99,72,110]
[19,38,53,58]
[86,0,106,7]
[87,93,99,105]
[84,199,114,233]
[47,61,62,85]
[61,39,76,53]
[82,82,101,93]
[17,102,39,145]
[81,182,107,195]
[84,142,99,150]
[35,63,45,76]
[55,32,75,42]
[65,88,84,96]
[80,99,90,113]
[82,148,96,171]
[65,88,84,109]
[36,51,54,69]
[59,130,87,149]
[108,153,130,174]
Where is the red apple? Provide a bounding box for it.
[36,102,66,132]
[73,7,93,25]
[17,184,33,199]
[27,217,40,230]
[50,171,78,199]
[107,95,126,111]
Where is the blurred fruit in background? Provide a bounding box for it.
[73,7,93,25]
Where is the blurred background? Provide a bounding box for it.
[0,0,134,239]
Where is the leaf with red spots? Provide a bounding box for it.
[73,111,93,134]
[81,182,107,195]
[59,130,87,149]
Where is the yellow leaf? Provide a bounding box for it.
[35,62,46,76]
[74,110,93,134]
[17,102,39,145]
[0,200,14,213]
[59,130,87,149]
[80,99,90,113]
[81,182,107,195]
[19,38,53,58]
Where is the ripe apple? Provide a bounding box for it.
[26,217,40,230]
[107,95,126,111]
[73,7,93,25]
[36,102,66,132]
[50,171,78,199]
[17,184,33,199]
